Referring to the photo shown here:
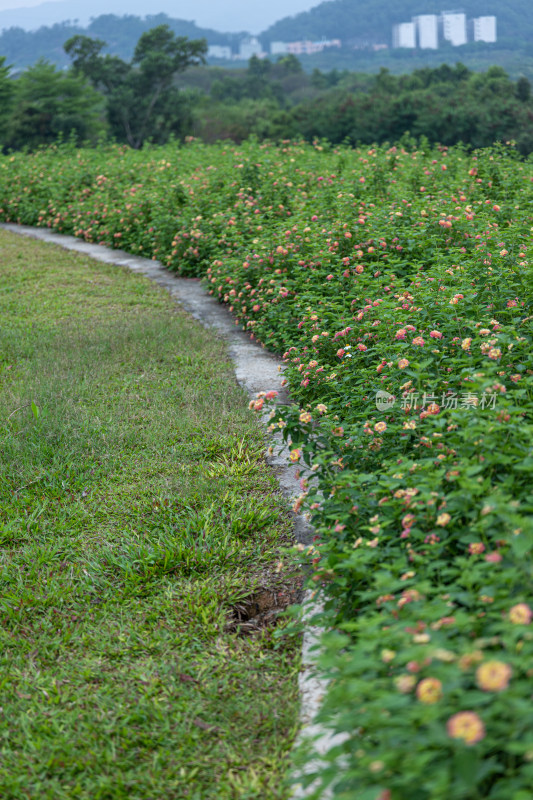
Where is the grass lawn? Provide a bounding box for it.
[0,230,300,800]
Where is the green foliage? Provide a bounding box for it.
[0,137,531,798]
[190,62,533,154]
[194,98,294,144]
[0,55,14,140]
[516,76,531,102]
[65,25,207,149]
[287,64,533,155]
[275,54,304,75]
[210,59,283,106]
[4,59,104,150]
[2,40,533,154]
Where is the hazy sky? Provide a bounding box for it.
[0,0,322,32]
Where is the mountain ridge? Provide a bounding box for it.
[0,0,319,36]
[0,0,531,74]
[263,0,532,46]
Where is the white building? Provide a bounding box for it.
[413,14,439,49]
[321,39,342,51]
[473,16,497,43]
[207,45,231,60]
[270,41,289,56]
[392,22,416,48]
[282,39,342,56]
[441,11,467,46]
[239,37,263,60]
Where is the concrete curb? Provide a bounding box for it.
[1,223,342,797]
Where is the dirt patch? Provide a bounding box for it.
[226,580,304,635]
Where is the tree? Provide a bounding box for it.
[65,25,207,148]
[5,59,104,150]
[275,54,303,75]
[516,76,531,102]
[247,55,271,78]
[0,56,15,144]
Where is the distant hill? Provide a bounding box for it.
[262,0,533,47]
[0,1,532,76]
[0,13,245,69]
[0,0,318,36]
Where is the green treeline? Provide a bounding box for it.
[0,26,207,151]
[190,59,533,155]
[0,26,532,153]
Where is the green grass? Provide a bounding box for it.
[0,230,300,800]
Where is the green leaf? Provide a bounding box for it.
[514,458,533,472]
[465,464,485,476]
[510,531,533,558]
[453,749,480,788]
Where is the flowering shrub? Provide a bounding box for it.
[0,137,532,798]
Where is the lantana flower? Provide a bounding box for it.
[447,712,485,745]
[416,678,443,704]
[395,674,416,693]
[508,603,532,624]
[476,660,512,692]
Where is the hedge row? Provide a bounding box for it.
[0,138,532,799]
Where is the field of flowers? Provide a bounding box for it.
[1,137,532,799]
